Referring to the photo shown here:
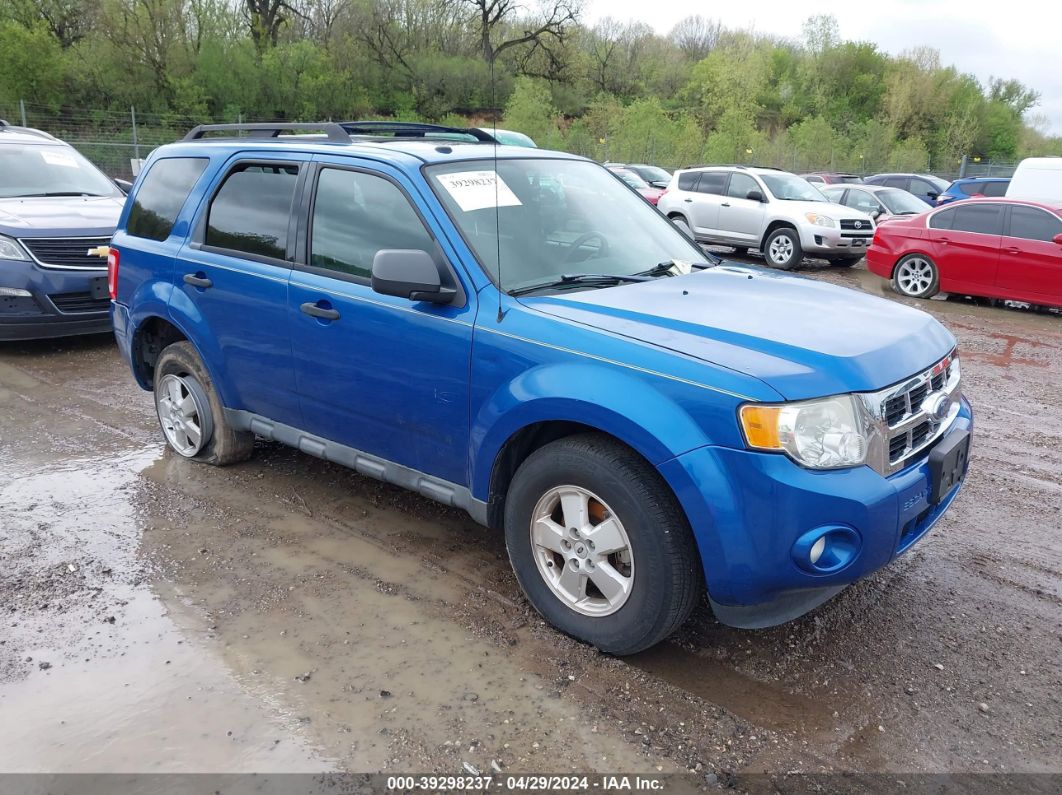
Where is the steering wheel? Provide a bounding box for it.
[564,231,610,264]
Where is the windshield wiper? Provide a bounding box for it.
[639,259,716,277]
[508,273,649,297]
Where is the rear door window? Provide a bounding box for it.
[205,163,299,261]
[308,167,435,282]
[1007,206,1062,242]
[929,208,955,230]
[983,181,1008,197]
[950,203,1005,235]
[127,158,209,241]
[695,171,728,196]
[883,177,908,190]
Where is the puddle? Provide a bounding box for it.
[0,450,328,773]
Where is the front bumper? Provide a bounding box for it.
[0,258,110,341]
[800,225,873,257]
[659,397,973,627]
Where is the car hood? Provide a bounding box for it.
[783,199,872,220]
[0,196,125,237]
[525,264,955,400]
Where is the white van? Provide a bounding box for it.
[1006,157,1062,201]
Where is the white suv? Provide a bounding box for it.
[657,166,876,269]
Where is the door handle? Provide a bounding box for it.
[300,301,340,321]
[721,202,731,207]
[939,237,950,245]
[1006,247,1020,255]
[683,198,693,203]
[183,273,212,289]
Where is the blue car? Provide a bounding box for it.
[111,122,973,654]
[863,173,952,206]
[935,177,1010,205]
[0,121,127,340]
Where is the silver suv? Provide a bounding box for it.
[657,165,876,269]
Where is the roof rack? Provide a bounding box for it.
[183,122,351,144]
[0,120,58,141]
[683,163,783,171]
[339,121,498,144]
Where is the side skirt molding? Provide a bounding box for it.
[225,409,489,526]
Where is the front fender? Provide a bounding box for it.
[469,361,716,501]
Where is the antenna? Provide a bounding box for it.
[491,55,503,323]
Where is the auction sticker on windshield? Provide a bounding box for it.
[436,170,522,212]
[40,150,78,168]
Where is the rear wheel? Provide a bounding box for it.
[504,434,703,655]
[892,254,940,299]
[154,341,254,465]
[669,215,695,241]
[764,227,802,270]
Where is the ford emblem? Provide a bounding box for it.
[922,392,950,422]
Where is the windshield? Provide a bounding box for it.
[879,188,928,215]
[425,158,706,293]
[632,165,671,183]
[611,169,650,189]
[760,173,827,202]
[0,144,120,198]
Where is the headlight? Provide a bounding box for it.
[740,395,868,469]
[0,234,28,261]
[804,213,836,228]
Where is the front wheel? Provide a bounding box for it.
[154,341,254,465]
[892,254,940,299]
[504,434,703,655]
[764,228,802,270]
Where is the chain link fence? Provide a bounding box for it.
[2,100,1022,184]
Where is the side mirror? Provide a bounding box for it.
[114,178,133,194]
[872,208,884,219]
[927,191,939,200]
[1054,233,1062,246]
[371,249,455,304]
[746,189,765,202]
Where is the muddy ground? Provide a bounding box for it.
[0,256,1060,787]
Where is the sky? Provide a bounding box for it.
[585,0,1062,136]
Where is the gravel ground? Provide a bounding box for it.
[0,255,1059,788]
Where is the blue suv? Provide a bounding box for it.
[111,122,973,654]
[0,121,127,340]
[935,177,1010,205]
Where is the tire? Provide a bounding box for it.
[153,341,254,466]
[669,215,695,242]
[892,254,940,299]
[763,227,802,270]
[830,255,863,267]
[504,433,703,655]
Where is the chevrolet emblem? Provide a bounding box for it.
[86,245,110,257]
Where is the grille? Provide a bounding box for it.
[51,292,109,313]
[840,219,873,231]
[881,355,959,465]
[20,237,111,269]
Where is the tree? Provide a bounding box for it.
[668,15,720,61]
[584,17,653,98]
[456,0,580,65]
[244,0,300,51]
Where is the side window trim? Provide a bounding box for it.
[297,161,466,307]
[191,157,307,268]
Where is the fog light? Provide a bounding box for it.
[809,536,826,564]
[0,287,32,297]
[792,525,861,574]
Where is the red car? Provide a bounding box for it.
[607,166,664,205]
[866,197,1062,308]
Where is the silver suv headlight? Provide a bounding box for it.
[740,395,868,469]
[0,234,29,261]
[804,212,837,228]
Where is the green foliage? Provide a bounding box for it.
[0,5,1054,171]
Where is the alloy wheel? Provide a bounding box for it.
[529,485,634,617]
[156,373,211,457]
[896,257,935,296]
